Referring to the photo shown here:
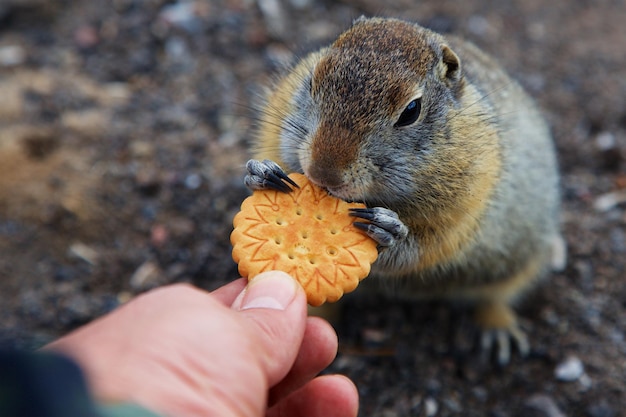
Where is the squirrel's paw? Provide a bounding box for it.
[349,207,409,247]
[475,302,530,366]
[244,159,298,193]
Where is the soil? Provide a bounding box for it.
[1,0,625,416]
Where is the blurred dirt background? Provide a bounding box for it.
[1,0,625,416]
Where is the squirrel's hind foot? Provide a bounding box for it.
[474,301,530,366]
[244,159,298,193]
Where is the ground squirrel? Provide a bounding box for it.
[244,17,563,364]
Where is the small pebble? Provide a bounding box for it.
[184,173,202,189]
[554,355,585,381]
[524,394,566,417]
[472,386,488,402]
[164,36,190,60]
[0,45,26,66]
[424,397,438,417]
[68,242,99,265]
[129,260,166,291]
[593,190,626,212]
[443,398,462,413]
[587,399,617,417]
[74,25,99,49]
[361,328,388,344]
[595,132,623,170]
[256,0,288,39]
[129,141,155,158]
[117,291,133,304]
[579,373,592,390]
[595,132,616,151]
[159,1,206,33]
[150,224,169,247]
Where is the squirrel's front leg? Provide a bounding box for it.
[244,159,298,193]
[350,207,409,247]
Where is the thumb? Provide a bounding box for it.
[231,271,308,386]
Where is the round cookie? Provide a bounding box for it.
[231,173,378,306]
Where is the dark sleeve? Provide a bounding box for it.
[0,350,161,417]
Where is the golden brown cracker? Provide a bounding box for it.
[231,173,378,306]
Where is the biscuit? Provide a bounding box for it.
[231,173,378,306]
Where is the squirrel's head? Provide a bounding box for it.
[272,17,465,208]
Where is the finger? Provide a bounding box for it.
[210,278,248,305]
[268,317,337,406]
[267,375,359,417]
[231,271,309,387]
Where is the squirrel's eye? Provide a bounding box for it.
[395,98,421,127]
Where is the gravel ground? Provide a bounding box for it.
[1,1,625,416]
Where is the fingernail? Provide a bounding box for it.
[235,271,298,311]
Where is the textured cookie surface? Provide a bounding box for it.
[231,173,378,306]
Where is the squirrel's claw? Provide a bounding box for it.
[474,302,530,366]
[244,159,298,193]
[480,326,530,366]
[350,207,409,247]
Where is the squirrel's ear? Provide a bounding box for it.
[438,45,461,84]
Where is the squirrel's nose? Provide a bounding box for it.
[307,123,358,190]
[307,158,344,189]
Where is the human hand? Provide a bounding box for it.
[44,271,358,417]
